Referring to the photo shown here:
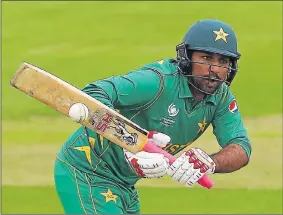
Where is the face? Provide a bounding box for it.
[190,51,231,94]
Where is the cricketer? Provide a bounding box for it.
[54,19,252,214]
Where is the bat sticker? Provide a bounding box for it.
[108,119,138,146]
[89,110,138,145]
[89,110,113,133]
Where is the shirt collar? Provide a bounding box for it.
[205,94,217,105]
[178,75,193,99]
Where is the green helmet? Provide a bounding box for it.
[176,19,241,87]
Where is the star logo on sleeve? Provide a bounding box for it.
[101,189,118,203]
[213,27,229,43]
[198,118,207,133]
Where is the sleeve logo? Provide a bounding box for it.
[229,99,238,113]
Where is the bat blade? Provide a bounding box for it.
[10,62,148,153]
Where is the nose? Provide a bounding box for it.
[208,63,228,80]
[210,61,228,74]
[209,62,222,73]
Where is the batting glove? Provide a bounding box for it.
[124,131,171,178]
[167,148,216,187]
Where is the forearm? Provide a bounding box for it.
[210,143,249,173]
[82,72,160,111]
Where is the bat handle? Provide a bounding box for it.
[143,142,214,189]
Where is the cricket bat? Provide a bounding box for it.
[10,62,214,189]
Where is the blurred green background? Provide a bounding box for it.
[2,1,282,214]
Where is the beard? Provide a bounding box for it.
[189,75,224,95]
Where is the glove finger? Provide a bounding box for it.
[141,164,168,174]
[167,153,187,176]
[179,166,198,184]
[144,171,167,179]
[151,133,171,147]
[172,161,193,182]
[179,166,195,184]
[178,172,190,184]
[135,151,164,159]
[185,171,204,187]
[138,158,167,169]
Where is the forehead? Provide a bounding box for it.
[193,51,230,59]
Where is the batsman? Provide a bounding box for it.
[54,19,252,214]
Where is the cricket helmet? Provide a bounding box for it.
[176,19,241,92]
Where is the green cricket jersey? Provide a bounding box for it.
[57,58,251,186]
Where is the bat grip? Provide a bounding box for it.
[143,142,214,189]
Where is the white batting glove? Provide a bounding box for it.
[167,148,216,187]
[124,131,171,178]
[146,131,171,147]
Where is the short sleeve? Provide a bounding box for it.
[212,89,252,159]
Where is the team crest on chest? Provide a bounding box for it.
[160,103,179,127]
[168,103,179,117]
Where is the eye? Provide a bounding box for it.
[203,56,211,60]
[220,59,229,65]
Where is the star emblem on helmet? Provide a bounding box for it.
[213,27,229,43]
